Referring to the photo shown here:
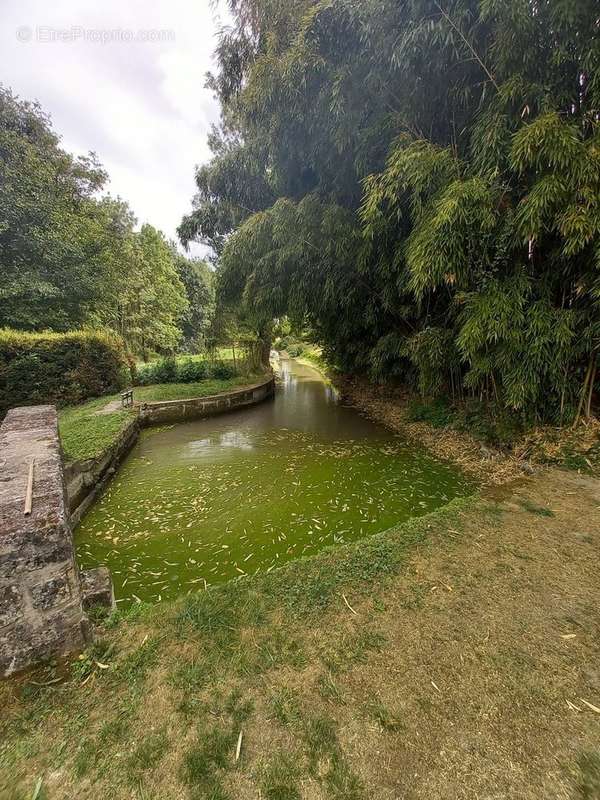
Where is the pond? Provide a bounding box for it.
[76,358,474,606]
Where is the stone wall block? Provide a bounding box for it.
[0,405,97,677]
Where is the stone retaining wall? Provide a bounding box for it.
[0,379,274,675]
[137,376,275,426]
[65,416,140,528]
[0,406,91,677]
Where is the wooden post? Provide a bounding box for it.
[24,458,34,516]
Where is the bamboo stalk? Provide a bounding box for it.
[586,358,597,419]
[24,458,34,516]
[574,355,594,426]
[434,1,499,90]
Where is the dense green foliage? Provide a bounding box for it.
[175,257,216,351]
[88,224,189,360]
[0,329,129,416]
[136,356,237,385]
[181,0,600,422]
[0,87,212,359]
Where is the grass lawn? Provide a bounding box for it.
[58,372,270,462]
[1,469,599,799]
[133,373,268,403]
[58,397,135,463]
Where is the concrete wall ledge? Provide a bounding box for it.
[65,416,140,528]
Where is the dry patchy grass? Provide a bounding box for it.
[1,470,599,799]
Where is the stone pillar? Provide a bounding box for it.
[0,406,91,677]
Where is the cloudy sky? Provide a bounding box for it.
[0,0,231,254]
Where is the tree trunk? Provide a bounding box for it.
[260,336,272,368]
[258,323,273,369]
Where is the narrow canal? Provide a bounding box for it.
[76,358,474,605]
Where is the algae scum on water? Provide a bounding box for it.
[76,359,474,606]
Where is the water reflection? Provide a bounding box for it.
[186,429,255,458]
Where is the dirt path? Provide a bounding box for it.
[94,399,123,415]
[1,470,599,799]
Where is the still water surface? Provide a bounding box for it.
[76,358,474,605]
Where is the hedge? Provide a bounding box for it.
[0,329,131,418]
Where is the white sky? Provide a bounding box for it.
[0,0,231,255]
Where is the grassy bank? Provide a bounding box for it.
[58,373,270,462]
[1,469,599,799]
[58,398,135,463]
[133,374,267,403]
[292,344,329,375]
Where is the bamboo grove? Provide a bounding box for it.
[179,0,600,423]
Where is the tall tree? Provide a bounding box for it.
[182,0,600,421]
[0,87,119,330]
[1,87,196,362]
[117,225,188,361]
[175,254,216,351]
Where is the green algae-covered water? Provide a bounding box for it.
[76,358,474,606]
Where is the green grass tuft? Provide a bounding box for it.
[301,714,364,799]
[260,752,301,800]
[577,751,600,799]
[303,715,338,769]
[127,729,169,777]
[366,699,405,732]
[183,727,236,786]
[113,637,161,687]
[317,672,343,703]
[269,688,303,728]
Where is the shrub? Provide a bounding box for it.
[135,357,237,386]
[211,361,236,380]
[135,362,157,386]
[136,358,178,386]
[453,401,527,447]
[287,343,305,358]
[0,329,130,418]
[407,397,455,428]
[178,359,210,383]
[153,356,178,384]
